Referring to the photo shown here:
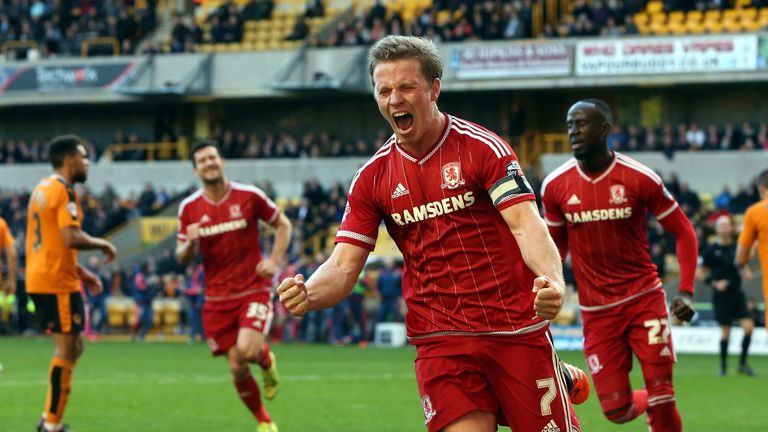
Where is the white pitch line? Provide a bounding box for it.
[0,372,415,387]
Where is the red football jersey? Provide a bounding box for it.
[337,114,546,342]
[541,152,679,309]
[178,182,280,301]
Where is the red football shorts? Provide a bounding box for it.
[202,291,273,356]
[581,289,676,390]
[414,331,580,432]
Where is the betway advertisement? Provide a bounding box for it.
[575,35,758,76]
[0,62,134,93]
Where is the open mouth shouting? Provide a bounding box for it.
[393,111,414,133]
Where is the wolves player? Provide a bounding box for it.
[542,99,697,431]
[177,142,291,432]
[279,35,585,432]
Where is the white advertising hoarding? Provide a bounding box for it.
[575,35,758,76]
[451,42,571,79]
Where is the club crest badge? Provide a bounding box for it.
[229,204,242,219]
[609,184,627,205]
[421,395,437,424]
[441,162,465,190]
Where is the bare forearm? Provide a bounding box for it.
[68,230,110,251]
[175,241,197,265]
[735,245,750,267]
[269,218,292,264]
[514,220,565,289]
[306,256,361,311]
[5,247,17,281]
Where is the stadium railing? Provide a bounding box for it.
[516,132,570,172]
[81,37,121,57]
[1,40,40,61]
[102,138,190,162]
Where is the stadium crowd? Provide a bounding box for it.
[3,120,767,165]
[0,0,158,59]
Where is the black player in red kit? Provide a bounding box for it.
[542,99,697,431]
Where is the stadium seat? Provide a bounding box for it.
[705,9,722,22]
[634,12,649,26]
[646,0,664,14]
[668,11,685,23]
[162,299,182,329]
[723,9,740,21]
[127,301,139,327]
[722,17,743,32]
[107,298,128,328]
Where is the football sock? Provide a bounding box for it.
[647,402,682,432]
[740,334,751,366]
[601,389,646,423]
[719,338,728,370]
[632,389,649,416]
[234,373,271,423]
[256,342,272,370]
[645,374,681,432]
[44,357,74,426]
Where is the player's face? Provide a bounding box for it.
[71,144,89,183]
[566,103,609,161]
[193,146,225,184]
[373,58,440,148]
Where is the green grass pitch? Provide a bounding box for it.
[1,337,766,431]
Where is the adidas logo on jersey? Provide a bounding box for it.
[567,194,581,205]
[392,183,410,198]
[541,419,560,432]
[660,346,672,357]
[200,214,211,223]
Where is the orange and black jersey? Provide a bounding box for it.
[25,175,83,294]
[0,216,15,287]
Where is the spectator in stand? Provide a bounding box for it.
[185,263,205,343]
[286,17,309,41]
[375,258,402,325]
[678,182,702,216]
[242,0,274,21]
[84,256,109,340]
[132,261,158,342]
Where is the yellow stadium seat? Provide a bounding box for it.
[723,9,739,20]
[669,22,687,34]
[668,11,685,22]
[127,301,139,327]
[687,22,705,33]
[634,12,649,25]
[705,20,724,32]
[723,19,743,32]
[686,10,702,22]
[107,299,128,327]
[162,300,181,327]
[740,7,757,20]
[651,12,666,23]
[649,21,669,34]
[705,9,722,21]
[736,0,751,8]
[646,0,664,13]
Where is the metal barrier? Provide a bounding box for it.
[517,132,569,174]
[1,40,40,60]
[102,138,189,161]
[81,37,120,57]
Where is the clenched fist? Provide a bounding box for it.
[533,276,563,321]
[277,274,310,317]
